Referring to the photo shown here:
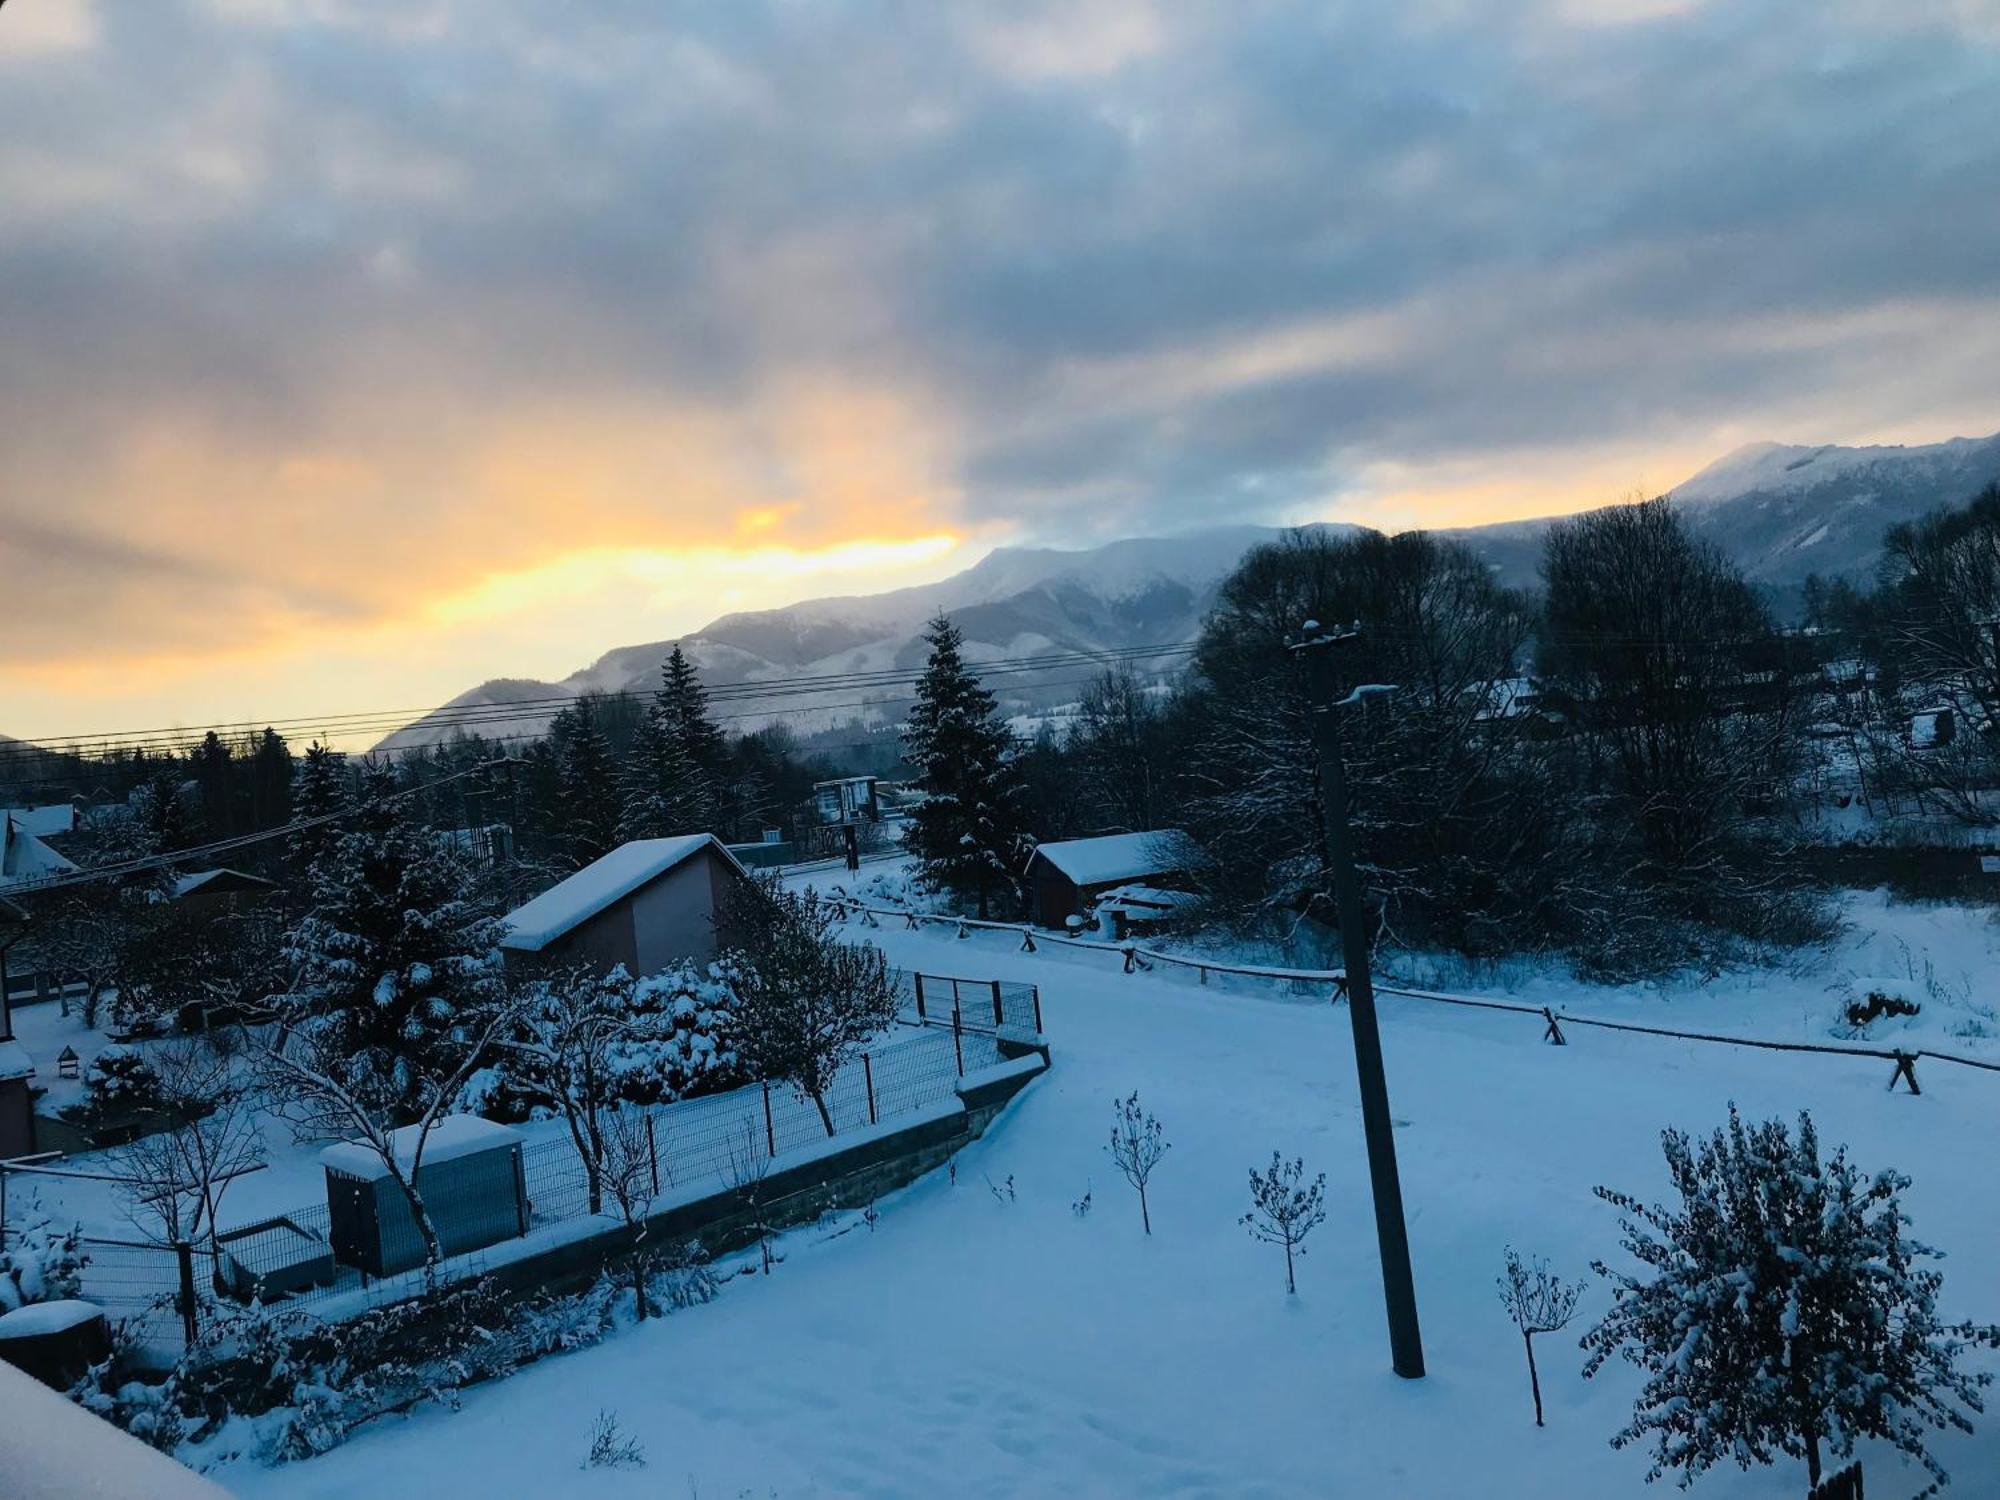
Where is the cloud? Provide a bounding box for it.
[1,0,1998,728]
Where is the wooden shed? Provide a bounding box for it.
[320,1117,528,1278]
[499,835,753,979]
[1023,831,1200,929]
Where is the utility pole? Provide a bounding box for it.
[1294,619,1425,1380]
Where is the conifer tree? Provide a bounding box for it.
[550,698,622,867]
[902,613,1030,916]
[617,704,703,842]
[648,646,723,830]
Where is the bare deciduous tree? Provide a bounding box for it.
[1242,1153,1326,1294]
[1498,1246,1581,1427]
[114,1040,265,1260]
[1106,1092,1168,1235]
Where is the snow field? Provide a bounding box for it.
[230,898,2000,1499]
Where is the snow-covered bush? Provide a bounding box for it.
[1582,1105,1994,1495]
[0,1201,87,1312]
[72,1045,165,1122]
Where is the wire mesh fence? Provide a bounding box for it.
[41,987,1027,1354]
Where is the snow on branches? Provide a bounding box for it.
[1582,1104,1994,1495]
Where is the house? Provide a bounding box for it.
[499,835,753,978]
[0,813,78,893]
[170,867,279,916]
[1023,830,1201,929]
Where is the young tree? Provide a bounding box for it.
[1242,1152,1326,1294]
[722,878,899,1136]
[114,1040,266,1260]
[1107,1092,1168,1235]
[597,1104,659,1320]
[902,613,1031,917]
[1582,1106,1992,1492]
[1497,1247,1581,1428]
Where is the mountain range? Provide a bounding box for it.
[378,430,2000,752]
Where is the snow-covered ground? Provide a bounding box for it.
[227,882,2000,1500]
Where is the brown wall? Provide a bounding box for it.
[517,847,748,980]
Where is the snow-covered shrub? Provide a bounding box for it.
[0,1201,87,1312]
[1582,1105,1994,1495]
[1242,1153,1326,1295]
[1844,987,1921,1031]
[72,1045,166,1122]
[655,1241,721,1312]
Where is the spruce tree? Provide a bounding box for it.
[653,646,724,831]
[550,698,622,867]
[617,703,703,842]
[902,613,1030,916]
[282,791,508,1120]
[1583,1106,1993,1494]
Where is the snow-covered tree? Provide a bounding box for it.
[1497,1247,1581,1428]
[0,1198,86,1313]
[902,613,1030,917]
[287,741,349,881]
[722,879,899,1136]
[114,1040,265,1259]
[617,702,705,843]
[654,645,726,831]
[1107,1092,1168,1236]
[1243,1152,1326,1294]
[279,793,509,1120]
[1582,1106,1993,1493]
[550,698,622,869]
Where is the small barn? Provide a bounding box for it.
[1024,831,1200,929]
[500,834,753,978]
[321,1116,527,1277]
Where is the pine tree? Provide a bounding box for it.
[249,728,295,832]
[1582,1105,1993,1494]
[654,646,725,831]
[902,614,1030,916]
[617,705,703,842]
[287,742,348,880]
[551,698,622,868]
[282,791,509,1120]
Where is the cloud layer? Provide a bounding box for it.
[3,0,1999,728]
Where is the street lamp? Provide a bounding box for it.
[1293,619,1425,1380]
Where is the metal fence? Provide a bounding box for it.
[33,994,1026,1354]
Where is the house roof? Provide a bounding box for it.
[1,805,75,839]
[170,868,279,899]
[500,834,747,952]
[0,1040,33,1082]
[1027,830,1198,888]
[0,821,78,890]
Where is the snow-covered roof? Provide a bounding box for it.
[171,867,278,899]
[0,1040,32,1082]
[1093,884,1198,913]
[500,835,748,952]
[1,805,75,839]
[1027,831,1198,888]
[0,1299,103,1337]
[0,822,77,889]
[320,1115,524,1181]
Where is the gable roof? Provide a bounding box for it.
[171,868,279,899]
[500,834,748,952]
[1027,830,1198,888]
[1,805,75,839]
[0,820,78,890]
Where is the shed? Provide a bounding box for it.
[499,835,753,979]
[320,1116,527,1278]
[1024,831,1201,929]
[170,868,279,916]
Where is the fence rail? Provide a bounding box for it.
[831,898,1996,1095]
[17,988,1017,1354]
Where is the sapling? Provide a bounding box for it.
[1242,1153,1326,1294]
[1106,1093,1168,1235]
[1496,1246,1580,1426]
[584,1408,646,1469]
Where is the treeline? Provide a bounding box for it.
[966,490,2000,977]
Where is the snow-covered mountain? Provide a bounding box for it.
[380,430,2000,751]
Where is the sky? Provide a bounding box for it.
[3,0,2000,742]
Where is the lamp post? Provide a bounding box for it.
[1293,619,1425,1380]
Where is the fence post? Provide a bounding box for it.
[913,973,927,1022]
[762,1081,777,1157]
[175,1240,198,1350]
[646,1113,660,1195]
[952,1006,964,1077]
[862,1052,877,1125]
[1019,927,1036,953]
[1890,1051,1921,1096]
[1542,1008,1567,1046]
[1031,984,1043,1034]
[991,979,1005,1029]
